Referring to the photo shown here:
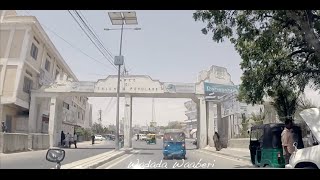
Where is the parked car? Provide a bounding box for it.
[285,108,320,169]
[95,135,104,141]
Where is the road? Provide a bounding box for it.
[0,140,115,169]
[98,139,253,169]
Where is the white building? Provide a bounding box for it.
[0,10,92,135]
[184,65,268,140]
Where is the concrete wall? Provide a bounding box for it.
[0,133,28,153]
[228,138,250,149]
[28,133,49,150]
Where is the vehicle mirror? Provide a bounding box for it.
[46,148,65,163]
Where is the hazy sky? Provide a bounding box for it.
[16,10,320,126]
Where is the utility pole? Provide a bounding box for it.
[106,11,140,150]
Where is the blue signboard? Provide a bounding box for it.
[204,82,239,100]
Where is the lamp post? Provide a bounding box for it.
[106,11,140,150]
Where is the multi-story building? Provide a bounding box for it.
[0,10,92,135]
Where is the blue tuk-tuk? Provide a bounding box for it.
[163,129,186,160]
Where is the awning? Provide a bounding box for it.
[190,129,197,135]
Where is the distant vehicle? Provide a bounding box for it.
[95,135,104,141]
[286,108,320,169]
[146,134,156,144]
[139,134,147,141]
[106,134,115,141]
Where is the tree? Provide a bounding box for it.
[193,10,320,106]
[269,84,300,122]
[91,122,107,134]
[165,121,183,129]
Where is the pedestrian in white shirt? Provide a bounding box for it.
[65,132,70,148]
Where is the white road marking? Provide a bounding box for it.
[196,150,251,165]
[99,150,140,169]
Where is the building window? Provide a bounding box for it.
[45,59,51,72]
[63,102,69,110]
[82,113,84,120]
[78,112,80,119]
[30,43,38,60]
[23,76,33,93]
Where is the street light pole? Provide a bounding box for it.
[107,11,139,150]
[115,21,124,150]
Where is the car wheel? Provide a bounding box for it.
[163,156,167,160]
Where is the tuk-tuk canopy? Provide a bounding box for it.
[163,129,185,142]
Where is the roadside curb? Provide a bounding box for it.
[201,148,251,163]
[62,149,132,169]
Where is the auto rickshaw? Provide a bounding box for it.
[249,123,304,168]
[146,134,156,144]
[163,129,186,160]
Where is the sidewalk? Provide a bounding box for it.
[202,146,251,163]
[0,140,115,169]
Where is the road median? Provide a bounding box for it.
[62,148,131,169]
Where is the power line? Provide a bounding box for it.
[69,10,115,68]
[68,10,117,71]
[77,10,114,60]
[23,10,115,72]
[73,11,118,71]
[75,10,134,76]
[73,11,121,114]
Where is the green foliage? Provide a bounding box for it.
[193,10,320,105]
[193,10,320,122]
[91,122,108,134]
[269,85,300,122]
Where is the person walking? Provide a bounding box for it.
[65,132,70,148]
[1,121,7,133]
[91,134,95,145]
[213,132,222,151]
[61,131,65,147]
[73,133,78,148]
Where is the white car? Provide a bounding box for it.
[95,135,104,141]
[285,108,320,169]
[139,134,147,141]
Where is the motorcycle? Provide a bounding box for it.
[46,148,65,169]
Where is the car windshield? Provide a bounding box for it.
[163,133,185,142]
[4,10,319,170]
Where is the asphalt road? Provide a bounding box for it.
[0,140,115,169]
[98,139,253,169]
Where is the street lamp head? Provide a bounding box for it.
[107,11,138,25]
[134,28,141,30]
